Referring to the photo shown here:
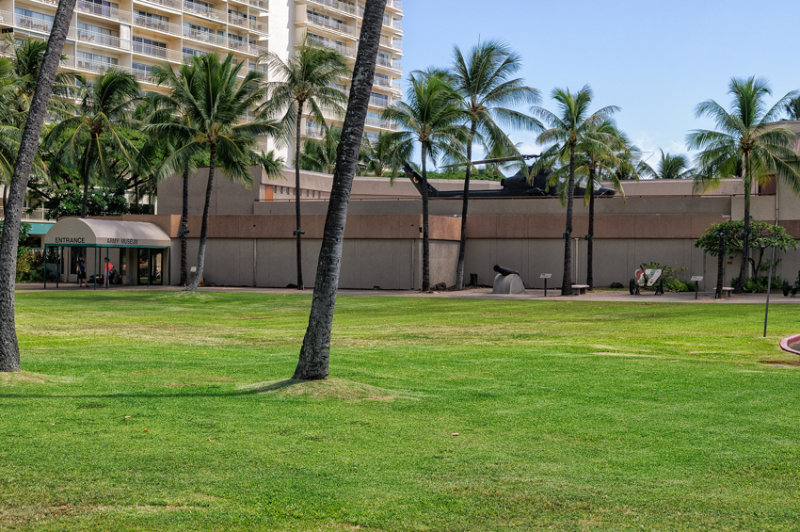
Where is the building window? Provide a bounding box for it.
[14,8,54,33]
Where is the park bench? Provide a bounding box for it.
[719,286,734,298]
[629,266,664,296]
[572,284,590,295]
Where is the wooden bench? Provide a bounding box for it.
[572,284,590,295]
[719,286,734,298]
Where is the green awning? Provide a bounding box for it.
[26,222,55,235]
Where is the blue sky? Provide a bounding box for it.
[399,0,800,167]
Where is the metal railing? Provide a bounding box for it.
[136,0,181,9]
[307,11,354,34]
[228,13,247,26]
[77,27,121,48]
[248,0,268,10]
[132,41,168,59]
[183,0,224,20]
[183,27,226,45]
[76,1,129,22]
[76,57,121,74]
[308,0,356,15]
[132,14,177,34]
[249,19,267,32]
[15,14,52,33]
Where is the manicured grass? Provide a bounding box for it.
[3,291,800,530]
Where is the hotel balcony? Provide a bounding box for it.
[307,0,357,17]
[15,14,52,34]
[306,12,355,36]
[76,0,131,23]
[133,0,182,11]
[76,27,121,49]
[183,27,227,46]
[249,18,268,33]
[132,41,183,62]
[76,56,123,74]
[183,0,225,22]
[379,34,402,52]
[132,14,181,36]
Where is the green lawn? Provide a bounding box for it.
[3,291,800,530]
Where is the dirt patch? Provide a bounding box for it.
[0,372,74,386]
[238,378,419,402]
[761,359,800,368]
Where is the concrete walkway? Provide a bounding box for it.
[17,282,800,304]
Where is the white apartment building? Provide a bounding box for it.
[0,0,403,222]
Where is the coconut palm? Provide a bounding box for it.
[640,149,694,179]
[0,0,78,372]
[150,53,280,291]
[382,72,466,291]
[449,40,541,290]
[533,86,619,295]
[573,122,635,289]
[260,40,348,290]
[784,96,800,120]
[300,125,341,174]
[46,69,141,218]
[361,131,410,177]
[295,0,387,380]
[687,76,800,293]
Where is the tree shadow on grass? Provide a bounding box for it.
[0,379,307,400]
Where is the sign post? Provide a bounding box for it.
[540,273,552,297]
[691,275,703,300]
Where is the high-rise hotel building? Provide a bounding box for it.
[0,0,403,147]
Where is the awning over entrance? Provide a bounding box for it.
[44,218,171,248]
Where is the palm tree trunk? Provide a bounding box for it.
[455,121,477,290]
[2,184,8,213]
[294,100,304,290]
[421,148,430,292]
[0,0,77,372]
[186,146,216,291]
[586,169,595,290]
[295,0,386,380]
[561,145,575,295]
[735,153,752,293]
[80,142,92,218]
[716,232,725,298]
[179,165,189,286]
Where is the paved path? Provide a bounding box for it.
[17,283,800,304]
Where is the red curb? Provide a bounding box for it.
[779,334,800,355]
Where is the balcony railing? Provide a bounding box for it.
[133,14,178,35]
[228,13,247,26]
[29,0,59,7]
[379,35,401,50]
[76,1,129,22]
[132,41,168,59]
[248,0,268,10]
[77,27,121,48]
[183,27,226,45]
[184,0,224,21]
[307,12,354,34]
[132,65,154,81]
[136,0,181,9]
[15,14,52,33]
[308,0,356,15]
[76,57,120,74]
[376,55,400,69]
[0,207,51,221]
[249,19,268,32]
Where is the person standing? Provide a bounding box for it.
[76,255,86,287]
[103,257,114,288]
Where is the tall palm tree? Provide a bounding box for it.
[300,125,341,174]
[46,69,141,218]
[260,40,348,290]
[362,131,410,177]
[149,62,202,286]
[151,53,279,291]
[640,149,694,179]
[533,86,619,295]
[449,40,541,290]
[784,96,800,120]
[295,0,387,380]
[572,121,634,289]
[0,0,78,372]
[687,77,800,293]
[382,72,466,291]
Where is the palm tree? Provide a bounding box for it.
[449,40,541,290]
[382,72,466,291]
[149,62,202,286]
[362,131,410,177]
[300,125,341,174]
[533,86,619,295]
[784,96,800,120]
[46,69,141,218]
[150,53,279,291]
[260,40,348,290]
[0,0,78,372]
[295,0,387,380]
[640,149,694,179]
[573,121,634,289]
[687,77,800,293]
